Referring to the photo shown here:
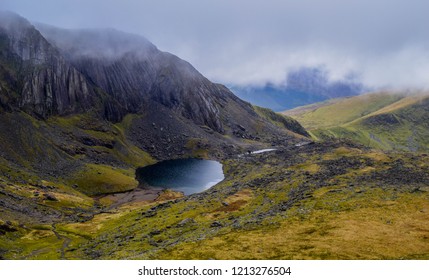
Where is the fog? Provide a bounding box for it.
[2,0,429,89]
[35,23,158,60]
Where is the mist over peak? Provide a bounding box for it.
[3,1,429,90]
[35,23,159,61]
[0,10,32,31]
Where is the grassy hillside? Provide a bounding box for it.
[2,92,429,260]
[283,91,429,151]
[253,105,309,137]
[2,141,428,259]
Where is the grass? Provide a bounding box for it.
[253,105,309,137]
[283,91,429,152]
[58,142,427,259]
[153,165,429,259]
[165,192,429,260]
[185,138,209,158]
[284,91,404,130]
[3,229,63,260]
[1,134,429,260]
[69,164,138,196]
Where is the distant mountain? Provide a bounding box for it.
[230,67,366,112]
[283,90,429,152]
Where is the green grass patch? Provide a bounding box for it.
[69,164,138,196]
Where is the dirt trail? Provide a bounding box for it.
[52,223,72,259]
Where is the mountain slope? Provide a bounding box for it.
[2,140,428,260]
[0,12,309,192]
[36,24,251,132]
[35,23,310,148]
[283,91,429,151]
[1,12,428,261]
[0,11,95,117]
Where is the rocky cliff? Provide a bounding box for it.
[36,24,252,132]
[0,12,308,177]
[0,11,94,117]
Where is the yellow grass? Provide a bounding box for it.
[156,192,429,260]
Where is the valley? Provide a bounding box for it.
[1,11,429,260]
[2,140,428,259]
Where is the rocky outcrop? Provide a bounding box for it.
[1,11,307,151]
[37,25,231,131]
[0,11,94,118]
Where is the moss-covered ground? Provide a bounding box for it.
[2,140,428,260]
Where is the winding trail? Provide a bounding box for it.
[52,223,72,260]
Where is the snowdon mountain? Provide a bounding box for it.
[0,11,307,185]
[35,23,230,128]
[230,67,366,112]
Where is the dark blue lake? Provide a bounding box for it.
[136,159,224,195]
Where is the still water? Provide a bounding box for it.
[136,159,224,195]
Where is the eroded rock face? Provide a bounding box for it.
[0,13,238,133]
[38,26,228,132]
[0,11,94,118]
[1,11,307,145]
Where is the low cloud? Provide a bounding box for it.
[199,43,429,90]
[3,0,429,89]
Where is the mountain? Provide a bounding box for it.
[36,24,225,128]
[230,67,365,112]
[283,90,429,151]
[0,11,94,117]
[1,12,429,261]
[0,11,308,192]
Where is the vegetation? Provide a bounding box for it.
[3,12,427,260]
[253,105,309,137]
[283,91,429,152]
[1,140,428,260]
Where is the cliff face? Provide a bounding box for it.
[0,11,94,117]
[37,25,235,132]
[0,12,286,136]
[0,12,308,164]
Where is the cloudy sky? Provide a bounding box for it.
[2,0,429,88]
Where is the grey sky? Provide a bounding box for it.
[2,0,429,88]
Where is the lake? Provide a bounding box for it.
[136,159,224,195]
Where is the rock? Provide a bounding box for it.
[149,230,161,236]
[177,218,195,227]
[0,12,94,119]
[0,221,17,235]
[210,221,223,228]
[410,187,423,193]
[43,193,58,201]
[142,210,157,218]
[222,202,229,207]
[238,124,246,131]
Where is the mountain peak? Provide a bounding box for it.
[35,24,158,61]
[1,12,307,145]
[0,10,32,31]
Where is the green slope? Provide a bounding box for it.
[2,141,428,260]
[283,91,429,151]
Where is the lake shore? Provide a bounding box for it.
[97,186,164,209]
